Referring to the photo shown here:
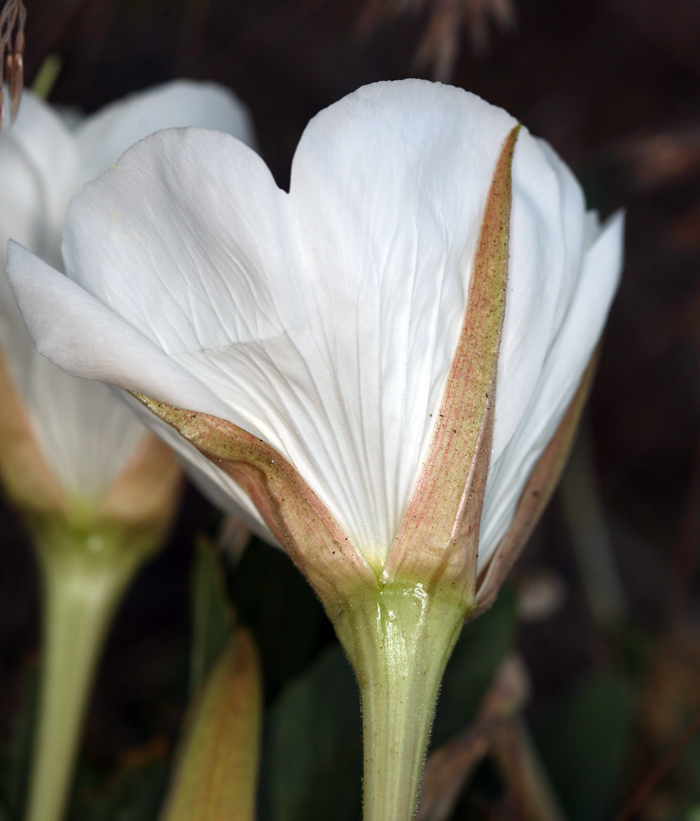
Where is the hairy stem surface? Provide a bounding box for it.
[334,582,467,821]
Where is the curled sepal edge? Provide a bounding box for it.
[473,349,600,617]
[131,395,375,615]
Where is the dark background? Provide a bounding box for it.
[3,1,700,819]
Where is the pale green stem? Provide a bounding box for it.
[333,582,467,821]
[25,519,154,821]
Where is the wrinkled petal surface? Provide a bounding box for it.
[9,80,623,565]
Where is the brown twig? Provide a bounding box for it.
[492,719,568,821]
[356,0,517,80]
[418,656,533,821]
[613,707,700,821]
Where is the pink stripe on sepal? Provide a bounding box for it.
[382,125,520,608]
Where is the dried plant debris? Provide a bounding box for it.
[0,0,25,128]
[357,0,516,81]
[607,122,700,190]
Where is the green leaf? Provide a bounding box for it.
[189,536,235,696]
[259,644,362,821]
[232,538,327,700]
[533,674,634,821]
[431,584,518,749]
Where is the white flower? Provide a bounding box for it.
[8,80,624,821]
[7,79,622,567]
[0,80,255,510]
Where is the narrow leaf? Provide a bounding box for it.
[161,628,263,821]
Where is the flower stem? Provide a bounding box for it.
[24,518,155,821]
[333,582,467,821]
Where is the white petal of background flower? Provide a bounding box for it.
[73,80,256,191]
[9,80,623,567]
[1,82,256,503]
[27,360,147,501]
[0,141,54,377]
[0,94,80,267]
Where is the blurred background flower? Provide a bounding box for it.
[0,79,256,527]
[0,77,256,821]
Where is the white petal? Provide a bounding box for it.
[73,80,256,187]
[0,95,78,424]
[0,150,48,385]
[6,242,233,420]
[0,97,144,500]
[286,81,518,556]
[1,260,148,501]
[478,211,624,570]
[24,359,149,502]
[62,127,287,359]
[492,132,592,466]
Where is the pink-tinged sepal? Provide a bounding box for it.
[384,125,519,607]
[0,350,67,517]
[132,395,376,615]
[473,350,599,617]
